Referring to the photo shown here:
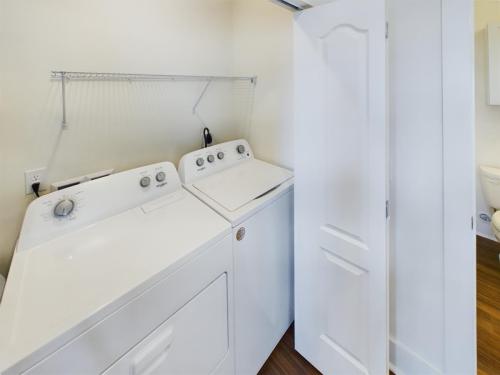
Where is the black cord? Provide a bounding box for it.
[32,182,41,198]
[203,127,213,148]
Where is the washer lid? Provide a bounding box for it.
[193,159,293,212]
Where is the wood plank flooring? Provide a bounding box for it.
[259,325,396,375]
[477,236,500,375]
[261,237,500,375]
[258,324,320,375]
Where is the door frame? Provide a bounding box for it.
[442,0,476,373]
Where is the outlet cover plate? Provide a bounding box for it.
[25,168,46,195]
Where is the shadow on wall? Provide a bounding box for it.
[39,79,255,174]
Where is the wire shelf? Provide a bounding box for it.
[51,71,257,128]
[51,71,257,83]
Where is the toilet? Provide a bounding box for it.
[480,165,500,241]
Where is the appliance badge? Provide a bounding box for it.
[236,227,246,241]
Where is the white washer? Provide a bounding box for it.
[0,162,234,375]
[179,139,294,375]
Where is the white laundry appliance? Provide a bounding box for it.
[0,162,234,375]
[480,165,500,241]
[178,139,294,375]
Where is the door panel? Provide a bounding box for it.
[322,249,369,364]
[324,25,370,243]
[294,0,388,374]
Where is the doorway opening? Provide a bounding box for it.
[474,2,500,373]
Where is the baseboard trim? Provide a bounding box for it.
[389,338,442,375]
[476,232,497,242]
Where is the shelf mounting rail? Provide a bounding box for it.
[51,71,258,128]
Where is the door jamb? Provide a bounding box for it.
[441,1,476,373]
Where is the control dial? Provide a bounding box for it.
[156,171,166,182]
[217,152,225,160]
[237,145,246,154]
[207,155,215,163]
[54,199,75,217]
[196,158,205,167]
[140,176,151,188]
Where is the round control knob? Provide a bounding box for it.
[237,145,246,154]
[207,155,215,163]
[140,176,151,188]
[196,158,204,167]
[156,171,166,182]
[217,152,225,160]
[54,199,75,217]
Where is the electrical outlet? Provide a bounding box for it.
[25,168,46,195]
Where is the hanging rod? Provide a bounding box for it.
[51,71,257,128]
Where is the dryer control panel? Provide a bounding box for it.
[17,162,181,251]
[178,139,254,184]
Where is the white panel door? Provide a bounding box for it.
[294,1,388,374]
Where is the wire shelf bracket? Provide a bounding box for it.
[51,70,258,128]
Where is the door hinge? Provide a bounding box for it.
[386,200,390,219]
[385,22,389,39]
[471,216,474,230]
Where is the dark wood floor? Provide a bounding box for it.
[259,325,396,375]
[477,236,500,375]
[259,324,320,375]
[260,238,500,375]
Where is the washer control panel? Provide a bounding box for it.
[17,161,181,251]
[178,139,253,184]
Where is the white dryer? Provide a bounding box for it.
[179,139,294,375]
[0,162,234,375]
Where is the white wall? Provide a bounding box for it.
[0,0,295,276]
[389,0,446,373]
[475,0,500,240]
[232,0,294,169]
[0,0,294,276]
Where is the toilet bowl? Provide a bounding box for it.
[493,211,500,240]
[0,274,4,301]
[479,165,500,241]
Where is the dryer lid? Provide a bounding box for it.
[0,164,231,372]
[193,159,293,212]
